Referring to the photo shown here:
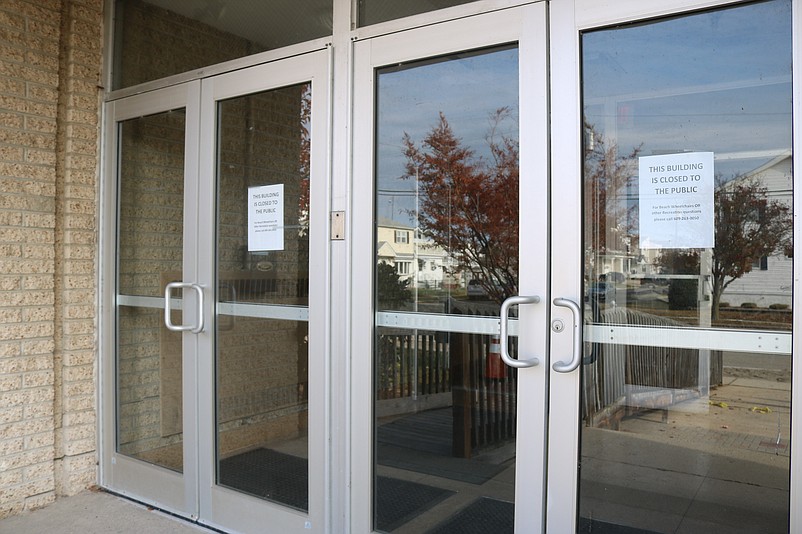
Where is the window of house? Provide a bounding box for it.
[396,261,411,275]
[394,230,409,244]
[753,256,769,271]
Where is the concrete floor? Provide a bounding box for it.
[0,490,212,534]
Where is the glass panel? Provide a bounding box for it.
[215,84,311,511]
[579,2,792,532]
[359,0,477,27]
[116,109,186,471]
[112,0,332,90]
[374,47,519,532]
[117,306,184,471]
[118,110,185,298]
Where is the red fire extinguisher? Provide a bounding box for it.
[485,334,507,379]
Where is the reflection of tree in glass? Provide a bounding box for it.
[298,85,311,236]
[376,261,412,309]
[402,109,518,303]
[659,178,792,320]
[583,121,641,281]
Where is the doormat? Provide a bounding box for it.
[219,448,454,531]
[219,448,309,510]
[375,476,455,532]
[377,443,510,485]
[426,497,514,534]
[578,517,657,533]
[376,408,513,484]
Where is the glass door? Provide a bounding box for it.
[103,81,201,516]
[352,5,550,532]
[196,51,330,533]
[103,50,330,533]
[548,0,798,532]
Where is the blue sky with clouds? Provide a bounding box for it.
[582,0,792,180]
[376,47,519,224]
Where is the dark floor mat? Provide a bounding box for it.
[578,518,658,533]
[377,443,510,485]
[426,497,514,534]
[377,408,513,484]
[219,448,308,510]
[219,448,454,531]
[375,476,455,532]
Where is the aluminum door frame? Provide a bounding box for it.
[546,0,802,531]
[350,4,550,532]
[195,49,331,534]
[100,81,202,518]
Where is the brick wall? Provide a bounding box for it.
[0,0,103,518]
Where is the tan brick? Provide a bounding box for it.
[0,357,24,374]
[23,402,53,419]
[0,76,24,96]
[62,335,93,351]
[61,321,94,337]
[26,83,58,103]
[22,370,53,388]
[24,148,56,166]
[0,244,22,257]
[0,212,23,226]
[22,244,55,260]
[20,339,54,355]
[0,277,22,291]
[24,432,54,450]
[0,322,53,341]
[0,260,53,274]
[0,501,24,520]
[62,395,93,412]
[63,439,94,456]
[0,375,22,392]
[0,342,21,358]
[21,355,51,372]
[0,11,25,32]
[24,115,57,134]
[0,464,22,486]
[0,418,52,442]
[21,275,54,290]
[21,307,54,322]
[23,491,54,511]
[64,381,92,397]
[0,406,23,424]
[62,411,94,427]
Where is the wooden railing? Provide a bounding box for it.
[582,307,723,428]
[376,333,451,399]
[376,331,518,458]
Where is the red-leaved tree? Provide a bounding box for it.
[402,109,518,303]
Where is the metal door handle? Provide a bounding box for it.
[164,282,204,334]
[552,298,581,372]
[500,295,541,368]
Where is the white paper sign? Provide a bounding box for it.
[638,152,714,249]
[248,184,284,252]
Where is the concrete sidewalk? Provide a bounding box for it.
[0,490,213,534]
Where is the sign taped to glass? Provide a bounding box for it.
[638,152,714,249]
[248,184,284,252]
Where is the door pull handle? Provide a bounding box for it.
[499,295,541,368]
[164,282,205,334]
[552,298,581,372]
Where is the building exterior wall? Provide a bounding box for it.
[0,0,103,518]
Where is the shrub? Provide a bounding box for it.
[769,303,790,310]
[740,302,758,308]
